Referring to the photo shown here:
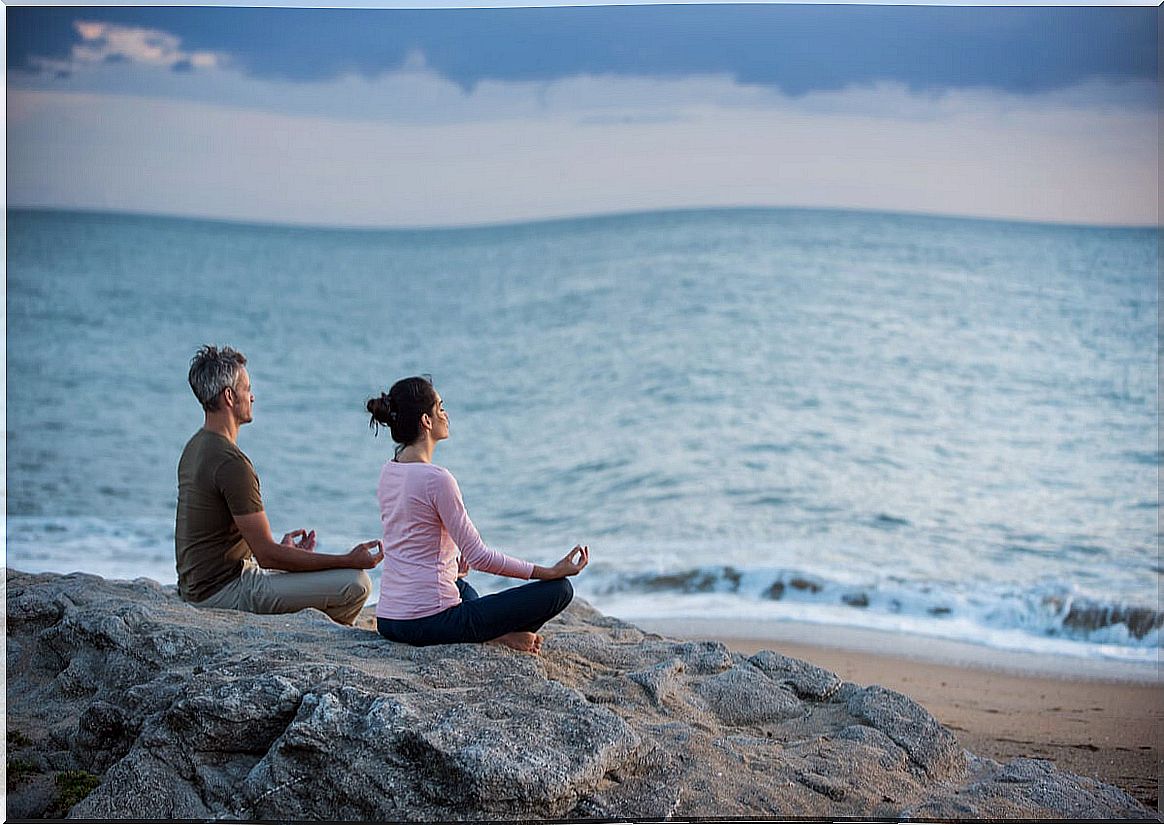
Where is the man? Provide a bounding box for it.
[175,344,384,625]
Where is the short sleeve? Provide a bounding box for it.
[215,453,264,516]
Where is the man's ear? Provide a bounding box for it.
[222,385,235,407]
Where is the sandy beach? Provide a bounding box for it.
[637,618,1161,811]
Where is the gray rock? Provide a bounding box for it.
[835,723,910,772]
[5,568,1151,820]
[71,750,215,820]
[846,684,967,780]
[948,756,1154,819]
[694,664,804,726]
[748,649,843,701]
[628,657,686,706]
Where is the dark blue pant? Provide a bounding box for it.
[377,577,573,647]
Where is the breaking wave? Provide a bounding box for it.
[585,564,1162,657]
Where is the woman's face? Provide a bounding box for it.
[428,393,450,441]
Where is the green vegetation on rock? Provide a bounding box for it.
[7,758,37,784]
[55,770,101,813]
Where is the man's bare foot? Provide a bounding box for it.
[489,631,540,654]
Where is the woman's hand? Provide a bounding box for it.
[533,545,590,580]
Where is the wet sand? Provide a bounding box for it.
[637,618,1161,811]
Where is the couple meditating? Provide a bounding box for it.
[174,345,588,654]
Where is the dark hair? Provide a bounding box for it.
[188,345,247,411]
[366,375,438,455]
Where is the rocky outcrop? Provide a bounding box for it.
[5,569,1151,820]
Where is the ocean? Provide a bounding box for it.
[6,207,1159,667]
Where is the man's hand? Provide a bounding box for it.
[281,529,316,551]
[346,540,385,570]
[237,511,378,573]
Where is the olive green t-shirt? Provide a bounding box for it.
[175,429,264,602]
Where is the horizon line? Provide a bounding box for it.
[7,1,1158,7]
[7,202,1157,234]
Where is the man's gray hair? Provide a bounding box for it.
[188,345,247,411]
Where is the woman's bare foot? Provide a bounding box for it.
[490,631,540,654]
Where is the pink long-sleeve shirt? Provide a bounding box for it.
[375,461,535,620]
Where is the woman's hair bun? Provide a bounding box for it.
[366,392,394,429]
[365,376,437,450]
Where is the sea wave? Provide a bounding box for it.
[582,564,1163,657]
[6,525,1159,666]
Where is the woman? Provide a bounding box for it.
[366,376,589,654]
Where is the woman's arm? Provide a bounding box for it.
[431,470,535,578]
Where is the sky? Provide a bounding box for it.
[6,4,1160,227]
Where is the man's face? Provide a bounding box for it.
[230,367,254,425]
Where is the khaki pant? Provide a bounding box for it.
[193,560,372,625]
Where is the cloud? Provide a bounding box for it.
[8,44,1156,130]
[400,48,429,73]
[7,6,1158,99]
[784,78,1161,122]
[6,10,1154,229]
[30,21,227,75]
[7,84,1155,229]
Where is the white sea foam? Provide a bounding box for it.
[9,516,1157,665]
[605,593,1159,664]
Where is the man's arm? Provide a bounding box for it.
[234,511,384,572]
